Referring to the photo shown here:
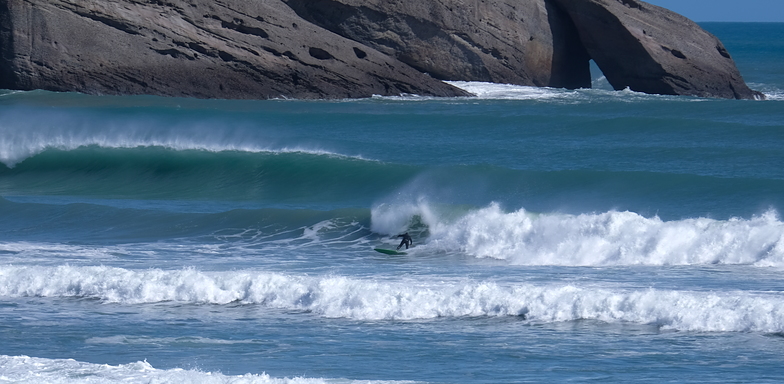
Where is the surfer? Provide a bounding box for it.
[396,232,413,250]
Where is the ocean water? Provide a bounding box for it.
[1,22,783,383]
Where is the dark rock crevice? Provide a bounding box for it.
[544,0,591,89]
[352,47,367,59]
[153,47,194,60]
[75,11,142,35]
[716,44,732,59]
[618,0,643,10]
[219,18,269,39]
[308,47,333,61]
[0,0,14,89]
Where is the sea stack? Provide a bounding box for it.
[550,0,764,99]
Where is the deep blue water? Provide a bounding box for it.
[1,23,783,383]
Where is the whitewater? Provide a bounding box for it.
[2,23,784,383]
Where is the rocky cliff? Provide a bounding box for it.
[0,0,468,99]
[0,0,762,100]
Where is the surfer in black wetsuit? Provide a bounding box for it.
[396,232,413,250]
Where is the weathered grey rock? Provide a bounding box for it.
[283,0,591,89]
[0,0,762,100]
[551,0,763,99]
[0,0,469,99]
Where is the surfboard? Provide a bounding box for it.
[374,248,407,255]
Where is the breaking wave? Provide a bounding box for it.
[372,202,784,267]
[0,101,369,168]
[1,265,783,332]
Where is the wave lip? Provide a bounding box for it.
[0,141,366,169]
[0,146,394,205]
[0,105,371,168]
[2,266,784,333]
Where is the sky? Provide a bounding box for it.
[644,0,784,22]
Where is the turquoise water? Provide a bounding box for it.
[1,23,784,383]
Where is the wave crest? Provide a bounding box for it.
[0,106,367,168]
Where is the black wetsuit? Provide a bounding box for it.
[397,233,413,250]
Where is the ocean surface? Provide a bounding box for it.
[1,22,783,383]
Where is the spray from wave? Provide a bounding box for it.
[372,201,784,267]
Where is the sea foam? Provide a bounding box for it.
[1,266,783,332]
[443,81,687,103]
[0,355,408,384]
[373,202,784,267]
[445,81,569,100]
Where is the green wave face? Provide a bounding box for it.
[2,144,783,222]
[0,146,415,206]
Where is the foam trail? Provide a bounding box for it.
[375,202,784,266]
[0,355,411,384]
[2,266,783,332]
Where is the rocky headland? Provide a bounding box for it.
[0,0,763,99]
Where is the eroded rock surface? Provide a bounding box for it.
[0,0,468,99]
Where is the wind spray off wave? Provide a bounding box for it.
[0,106,366,168]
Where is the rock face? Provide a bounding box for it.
[0,0,468,99]
[551,0,763,99]
[283,0,591,89]
[0,0,762,100]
